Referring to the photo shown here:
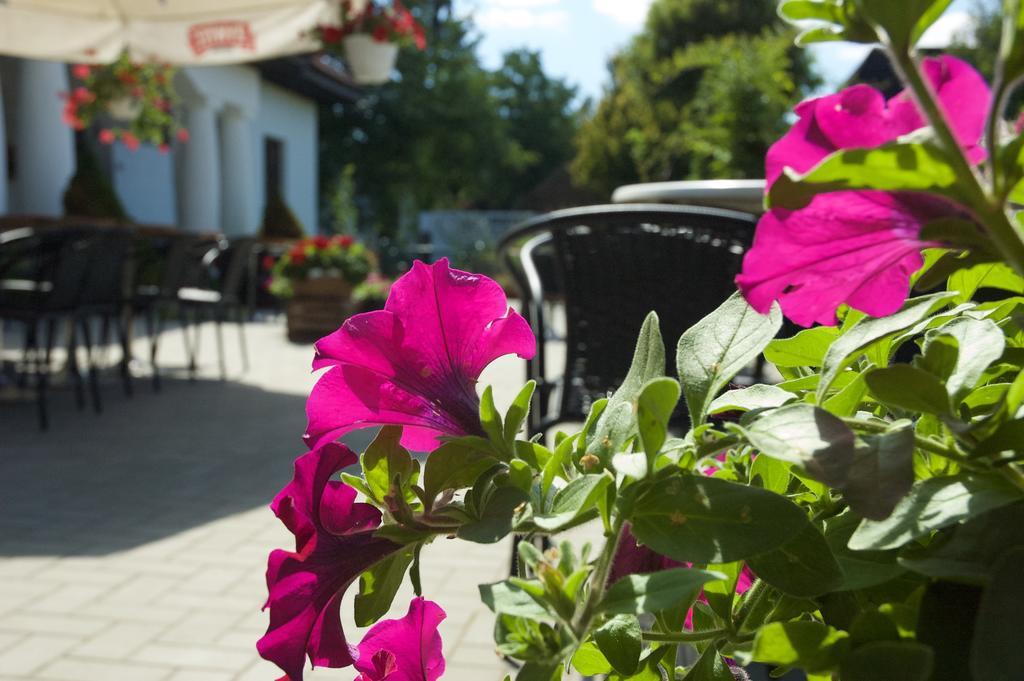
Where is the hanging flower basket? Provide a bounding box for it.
[312,0,426,85]
[342,34,399,85]
[61,53,187,152]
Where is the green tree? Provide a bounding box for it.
[572,0,818,196]
[319,3,579,239]
[489,49,580,206]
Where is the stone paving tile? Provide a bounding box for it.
[0,636,79,676]
[0,319,547,680]
[35,658,172,681]
[71,622,164,660]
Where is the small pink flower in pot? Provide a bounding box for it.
[306,258,535,452]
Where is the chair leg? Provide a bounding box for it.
[67,321,86,411]
[18,322,35,390]
[145,308,162,393]
[80,317,102,414]
[114,310,133,398]
[180,307,198,380]
[214,312,226,381]
[236,306,250,373]
[36,318,57,431]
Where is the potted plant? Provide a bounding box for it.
[63,53,188,152]
[351,272,392,313]
[313,0,426,84]
[268,235,374,341]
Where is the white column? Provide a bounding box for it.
[219,106,257,236]
[176,98,221,232]
[0,67,8,214]
[9,59,75,215]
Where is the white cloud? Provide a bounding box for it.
[919,10,974,48]
[592,0,652,27]
[476,6,571,30]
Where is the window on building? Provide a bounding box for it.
[264,137,284,198]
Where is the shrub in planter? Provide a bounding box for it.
[260,192,306,240]
[313,0,426,84]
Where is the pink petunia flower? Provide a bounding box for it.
[305,258,535,452]
[352,597,446,681]
[98,129,116,145]
[737,55,990,327]
[121,132,140,151]
[72,63,91,80]
[257,443,402,681]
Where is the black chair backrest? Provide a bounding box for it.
[0,227,96,313]
[217,237,257,305]
[499,204,757,425]
[78,229,135,308]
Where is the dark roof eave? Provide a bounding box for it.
[256,54,362,104]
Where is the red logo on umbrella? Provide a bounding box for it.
[188,21,257,55]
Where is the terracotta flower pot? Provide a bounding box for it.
[343,34,399,85]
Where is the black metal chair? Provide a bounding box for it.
[131,232,199,391]
[74,228,136,413]
[498,204,759,438]
[177,237,256,380]
[0,227,94,429]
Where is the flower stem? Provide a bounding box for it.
[572,516,626,638]
[888,47,1024,278]
[643,628,730,644]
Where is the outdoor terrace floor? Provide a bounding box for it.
[0,315,547,681]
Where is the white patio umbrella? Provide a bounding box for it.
[0,0,365,65]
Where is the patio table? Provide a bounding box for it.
[612,179,765,213]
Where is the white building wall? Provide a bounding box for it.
[112,145,177,225]
[254,81,319,234]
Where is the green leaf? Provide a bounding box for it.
[362,426,415,503]
[818,292,957,400]
[865,365,952,416]
[479,385,506,452]
[422,440,499,507]
[504,380,537,445]
[541,432,575,500]
[839,641,934,681]
[594,615,642,676]
[948,262,1024,304]
[750,454,792,494]
[769,142,965,211]
[900,501,1024,583]
[708,384,796,414]
[741,403,855,487]
[841,426,915,521]
[681,645,734,681]
[748,523,843,597]
[479,580,552,619]
[925,317,1006,400]
[975,419,1024,456]
[630,475,809,563]
[571,641,612,675]
[600,567,726,616]
[637,377,681,460]
[751,621,850,673]
[970,547,1024,681]
[822,370,868,417]
[764,326,839,367]
[677,292,782,423]
[458,486,528,544]
[354,548,414,626]
[849,474,1024,550]
[856,0,954,48]
[533,474,610,531]
[610,312,666,409]
[824,512,905,590]
[779,0,877,44]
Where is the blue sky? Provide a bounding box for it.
[454,0,981,103]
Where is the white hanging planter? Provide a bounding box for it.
[107,96,143,121]
[343,34,398,85]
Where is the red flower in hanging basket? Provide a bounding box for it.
[58,52,185,152]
